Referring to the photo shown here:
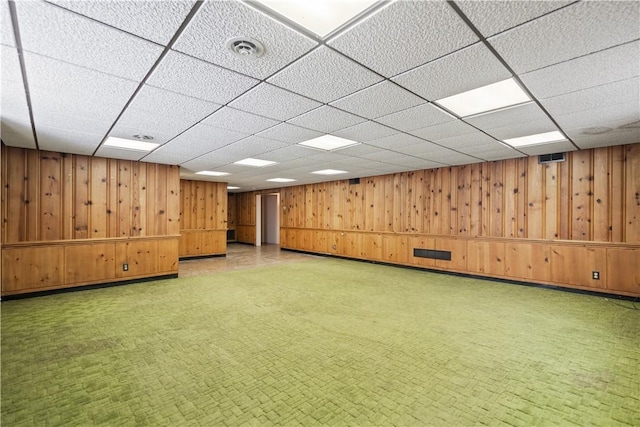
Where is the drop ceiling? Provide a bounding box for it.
[1,0,638,192]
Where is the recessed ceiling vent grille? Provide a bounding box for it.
[538,152,566,164]
[227,37,265,58]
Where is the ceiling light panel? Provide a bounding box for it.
[104,136,159,151]
[229,83,322,121]
[202,107,279,135]
[435,78,531,117]
[456,0,573,37]
[173,0,317,79]
[503,131,566,147]
[256,0,378,37]
[465,103,552,133]
[16,1,163,81]
[376,103,455,132]
[236,158,278,167]
[147,51,259,104]
[266,178,296,182]
[392,43,511,102]
[196,171,229,177]
[298,135,359,151]
[288,106,366,133]
[520,41,640,101]
[267,46,383,103]
[49,0,196,45]
[311,169,348,175]
[330,81,424,119]
[329,1,477,77]
[488,1,640,73]
[255,123,323,144]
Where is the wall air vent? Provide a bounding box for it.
[349,178,360,185]
[538,152,566,164]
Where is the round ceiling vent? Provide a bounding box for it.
[132,134,154,140]
[226,37,265,59]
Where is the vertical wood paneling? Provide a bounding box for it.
[592,147,610,241]
[2,148,180,243]
[625,144,640,242]
[516,158,527,238]
[543,162,558,239]
[489,161,503,237]
[503,159,517,237]
[610,146,625,242]
[470,163,482,237]
[527,156,543,239]
[571,150,592,240]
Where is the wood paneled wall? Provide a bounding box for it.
[1,146,180,242]
[235,191,257,244]
[1,146,181,295]
[179,180,227,257]
[280,144,640,243]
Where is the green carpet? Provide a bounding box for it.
[2,258,639,426]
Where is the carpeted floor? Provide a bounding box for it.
[2,258,639,426]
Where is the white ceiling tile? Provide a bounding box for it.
[255,123,323,144]
[34,110,112,137]
[489,1,640,73]
[49,0,195,45]
[228,83,321,121]
[335,144,385,157]
[260,145,319,161]
[267,46,383,103]
[17,1,163,81]
[484,119,560,142]
[173,0,317,79]
[516,140,577,156]
[330,81,424,119]
[427,153,481,166]
[331,121,398,142]
[480,151,526,161]
[147,51,259,104]
[435,132,500,150]
[36,126,102,155]
[541,77,640,119]
[122,84,221,125]
[400,141,460,158]
[376,103,455,132]
[410,120,476,141]
[392,43,511,101]
[553,101,640,131]
[568,120,640,150]
[287,106,366,133]
[520,41,640,100]
[1,0,15,46]
[1,46,35,148]
[466,103,548,130]
[201,107,279,135]
[366,133,427,149]
[361,150,421,163]
[457,0,573,37]
[328,0,477,77]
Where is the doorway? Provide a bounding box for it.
[256,193,279,246]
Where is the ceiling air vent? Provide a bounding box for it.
[227,37,265,58]
[538,152,566,164]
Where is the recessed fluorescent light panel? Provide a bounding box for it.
[256,0,378,37]
[435,78,531,117]
[299,135,359,151]
[311,169,348,175]
[227,186,240,190]
[234,158,277,167]
[503,130,567,147]
[196,171,230,177]
[104,136,159,151]
[267,178,296,183]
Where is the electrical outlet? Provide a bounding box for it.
[123,263,129,272]
[592,271,599,280]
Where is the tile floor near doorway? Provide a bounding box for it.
[179,243,318,277]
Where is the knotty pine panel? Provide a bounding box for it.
[2,245,64,292]
[550,245,607,290]
[65,243,116,284]
[1,147,180,243]
[180,180,227,233]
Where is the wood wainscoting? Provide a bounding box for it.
[2,235,179,296]
[179,229,226,258]
[281,228,640,297]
